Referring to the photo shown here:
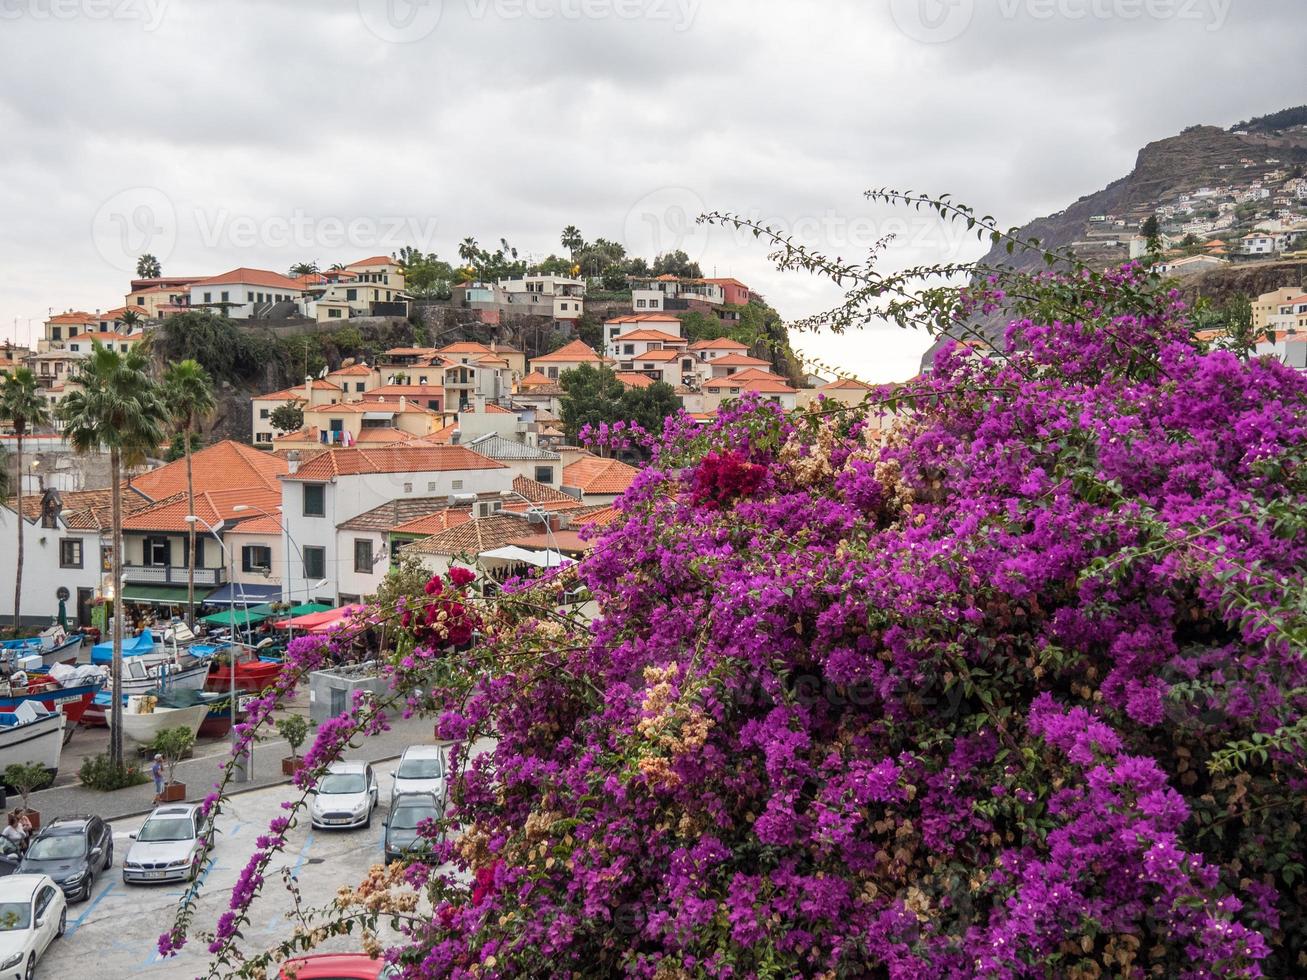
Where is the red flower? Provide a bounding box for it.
[448,566,477,588]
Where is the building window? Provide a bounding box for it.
[354,382,364,392]
[256,432,272,443]
[624,344,635,355]
[101,545,113,573]
[534,466,554,484]
[59,539,83,569]
[303,484,326,517]
[403,482,413,493]
[303,546,326,580]
[221,291,230,302]
[346,288,357,301]
[328,308,342,318]
[354,538,373,574]
[182,536,206,568]
[451,480,463,491]
[51,326,61,341]
[242,545,272,573]
[144,536,171,567]
[547,367,559,379]
[203,292,212,303]
[260,408,270,419]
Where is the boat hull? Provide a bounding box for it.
[0,710,64,782]
[1,632,83,670]
[0,679,104,726]
[116,703,209,746]
[206,661,280,694]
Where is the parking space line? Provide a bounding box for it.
[291,832,315,877]
[67,881,115,938]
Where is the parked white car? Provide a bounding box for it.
[0,874,66,980]
[122,804,210,885]
[309,761,379,830]
[392,745,447,801]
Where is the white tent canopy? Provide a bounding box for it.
[478,546,573,568]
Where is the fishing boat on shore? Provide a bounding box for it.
[82,634,224,727]
[0,627,83,670]
[205,645,281,694]
[0,702,65,782]
[0,663,105,726]
[115,695,209,746]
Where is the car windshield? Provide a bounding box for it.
[390,804,439,830]
[0,903,30,931]
[396,756,443,779]
[137,818,195,842]
[319,773,366,794]
[26,835,85,860]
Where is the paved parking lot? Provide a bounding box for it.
[39,758,415,979]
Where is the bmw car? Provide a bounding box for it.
[309,761,379,830]
[17,815,113,902]
[122,804,210,885]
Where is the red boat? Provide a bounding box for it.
[0,674,104,726]
[206,651,281,694]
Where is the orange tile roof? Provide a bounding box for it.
[391,510,473,536]
[438,342,496,356]
[704,277,749,289]
[68,332,138,343]
[530,340,602,363]
[339,497,467,533]
[285,445,508,481]
[355,427,412,443]
[463,403,513,414]
[6,487,151,530]
[511,475,575,504]
[731,368,783,382]
[122,486,282,533]
[193,267,305,291]
[688,337,749,351]
[47,311,97,325]
[517,371,552,388]
[382,347,439,358]
[821,378,873,391]
[407,423,460,445]
[305,399,433,416]
[405,513,548,557]
[615,372,655,389]
[362,385,444,400]
[613,328,686,343]
[100,305,148,319]
[706,376,795,395]
[562,455,640,495]
[569,504,622,528]
[130,440,289,501]
[327,364,374,377]
[605,312,682,325]
[628,349,681,363]
[225,513,284,535]
[348,256,398,268]
[710,353,772,368]
[253,380,342,402]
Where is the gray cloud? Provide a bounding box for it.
[0,0,1304,381]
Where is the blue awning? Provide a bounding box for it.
[203,583,283,607]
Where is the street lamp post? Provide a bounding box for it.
[184,514,252,781]
[231,504,311,608]
[500,490,563,569]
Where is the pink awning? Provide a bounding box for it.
[274,605,365,631]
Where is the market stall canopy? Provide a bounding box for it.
[479,546,574,568]
[274,604,365,632]
[200,607,272,629]
[203,583,283,607]
[118,584,191,606]
[281,602,333,617]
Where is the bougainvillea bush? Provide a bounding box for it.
[170,214,1306,978]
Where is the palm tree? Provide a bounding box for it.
[289,261,320,277]
[61,344,165,769]
[328,263,346,272]
[561,226,584,260]
[0,369,51,636]
[162,361,216,630]
[458,237,480,268]
[117,309,143,333]
[136,254,161,279]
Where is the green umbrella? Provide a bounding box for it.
[57,597,68,630]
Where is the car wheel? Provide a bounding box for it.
[24,952,34,980]
[364,809,372,830]
[105,843,113,868]
[57,907,66,937]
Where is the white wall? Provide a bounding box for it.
[0,507,105,625]
[334,529,388,602]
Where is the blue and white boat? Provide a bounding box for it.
[0,627,82,670]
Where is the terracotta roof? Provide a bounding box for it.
[225,513,283,535]
[731,368,783,382]
[530,341,602,363]
[615,372,655,389]
[405,513,548,557]
[511,475,575,504]
[362,385,444,400]
[122,486,282,533]
[437,342,496,356]
[709,353,772,368]
[130,440,289,501]
[339,496,462,533]
[354,427,412,443]
[704,277,749,289]
[627,349,681,363]
[605,312,682,325]
[382,347,439,358]
[6,487,150,529]
[562,455,640,495]
[517,371,552,388]
[327,364,374,377]
[253,380,341,402]
[285,445,507,481]
[391,509,474,536]
[821,378,873,391]
[68,331,138,343]
[611,328,685,344]
[46,311,97,325]
[462,403,513,414]
[706,376,795,395]
[348,256,397,268]
[688,337,749,351]
[569,504,622,528]
[305,399,433,416]
[100,305,148,320]
[406,423,459,445]
[193,268,305,291]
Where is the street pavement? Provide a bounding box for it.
[39,757,417,979]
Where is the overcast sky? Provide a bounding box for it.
[1,0,1303,381]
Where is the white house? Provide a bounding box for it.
[498,275,586,321]
[280,445,515,605]
[189,268,305,319]
[603,313,684,357]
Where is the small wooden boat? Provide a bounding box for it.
[0,664,105,726]
[115,696,209,746]
[206,647,280,694]
[0,702,65,783]
[1,627,83,670]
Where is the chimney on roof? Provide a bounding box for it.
[399,395,407,411]
[287,450,301,475]
[304,375,312,401]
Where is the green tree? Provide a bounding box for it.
[165,431,202,462]
[289,261,319,277]
[601,264,629,291]
[268,402,304,435]
[652,250,703,279]
[156,310,244,380]
[458,237,480,272]
[559,364,628,442]
[118,309,144,332]
[0,368,51,635]
[561,226,584,260]
[136,254,161,279]
[162,360,216,629]
[1142,214,1162,254]
[61,343,165,769]
[619,381,681,437]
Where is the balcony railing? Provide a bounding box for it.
[122,565,227,586]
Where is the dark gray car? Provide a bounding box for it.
[17,815,113,901]
[383,793,443,865]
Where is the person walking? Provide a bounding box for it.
[151,753,165,803]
